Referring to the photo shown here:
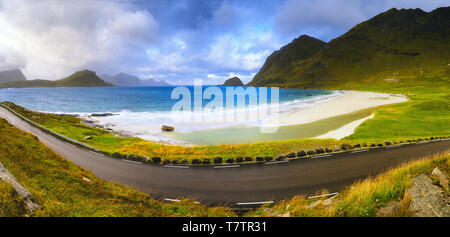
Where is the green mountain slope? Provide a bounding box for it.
[248,35,326,86]
[248,7,450,89]
[0,69,27,83]
[0,70,112,88]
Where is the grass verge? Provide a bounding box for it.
[0,117,235,217]
[246,151,449,217]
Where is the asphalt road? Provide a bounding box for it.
[1,106,449,207]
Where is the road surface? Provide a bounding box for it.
[0,106,448,207]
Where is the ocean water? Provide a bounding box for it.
[0,86,338,143]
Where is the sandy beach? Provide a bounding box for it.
[267,91,408,126]
[83,90,408,144]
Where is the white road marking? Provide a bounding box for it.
[417,141,430,144]
[311,154,332,159]
[236,201,274,205]
[122,159,142,164]
[351,149,369,153]
[165,198,180,202]
[308,192,339,199]
[214,165,240,168]
[265,160,289,165]
[386,145,402,148]
[164,165,189,168]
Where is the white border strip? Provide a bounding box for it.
[214,165,240,168]
[265,160,289,165]
[122,159,142,164]
[311,154,332,159]
[164,165,189,168]
[351,149,369,153]
[236,201,274,205]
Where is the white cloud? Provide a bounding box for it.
[0,0,158,79]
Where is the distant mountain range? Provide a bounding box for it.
[0,70,111,88]
[248,7,450,88]
[100,73,171,86]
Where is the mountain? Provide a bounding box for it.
[0,69,27,83]
[248,7,450,88]
[0,70,111,88]
[100,73,171,86]
[221,76,244,86]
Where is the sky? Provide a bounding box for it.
[0,0,448,85]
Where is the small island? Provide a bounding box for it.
[220,76,244,86]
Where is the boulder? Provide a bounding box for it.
[256,157,264,162]
[307,150,316,155]
[384,141,392,146]
[226,158,235,164]
[172,160,179,165]
[264,156,273,161]
[161,125,174,132]
[214,157,223,164]
[315,148,325,154]
[377,143,383,147]
[181,159,188,165]
[341,144,352,150]
[236,157,243,163]
[112,152,121,158]
[152,157,161,163]
[91,113,115,117]
[192,159,201,164]
[162,159,171,165]
[245,156,253,162]
[325,148,333,153]
[276,156,285,161]
[202,159,211,165]
[286,152,296,158]
[370,144,376,147]
[353,144,361,148]
[84,136,92,140]
[296,151,307,157]
[362,143,367,147]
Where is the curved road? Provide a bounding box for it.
[1,106,449,207]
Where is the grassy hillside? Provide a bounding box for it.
[0,117,234,217]
[248,7,449,89]
[0,70,112,88]
[247,152,449,217]
[0,181,28,217]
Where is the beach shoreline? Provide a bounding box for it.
[268,90,408,127]
[78,90,408,145]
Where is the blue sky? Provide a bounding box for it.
[0,0,448,84]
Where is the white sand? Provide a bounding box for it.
[265,91,408,127]
[315,113,374,140]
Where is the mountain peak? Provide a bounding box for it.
[248,6,450,88]
[222,76,244,86]
[0,68,27,83]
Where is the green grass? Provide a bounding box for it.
[0,181,29,217]
[246,151,449,217]
[0,117,235,217]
